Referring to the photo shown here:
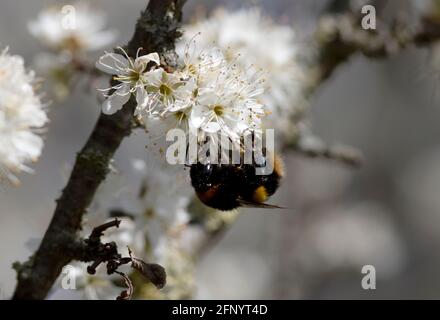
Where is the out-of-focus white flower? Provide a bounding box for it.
[131,159,192,230]
[96,48,160,114]
[140,171,191,228]
[0,48,48,185]
[195,250,272,299]
[177,8,304,136]
[152,235,196,299]
[53,262,122,300]
[28,1,116,53]
[33,52,75,102]
[294,203,406,278]
[88,158,191,236]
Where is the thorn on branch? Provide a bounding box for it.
[86,259,104,275]
[89,218,121,239]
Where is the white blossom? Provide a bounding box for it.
[195,250,271,299]
[187,48,265,143]
[96,48,160,115]
[0,48,48,185]
[138,68,194,114]
[152,235,196,299]
[294,203,406,278]
[177,8,304,135]
[95,27,269,160]
[132,159,192,229]
[33,52,75,102]
[135,46,266,148]
[28,1,116,53]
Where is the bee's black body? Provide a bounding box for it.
[190,155,284,211]
[190,163,241,210]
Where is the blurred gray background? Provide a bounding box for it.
[1,0,440,299]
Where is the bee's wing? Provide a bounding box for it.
[237,199,285,209]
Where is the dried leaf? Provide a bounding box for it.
[115,271,133,300]
[128,248,167,289]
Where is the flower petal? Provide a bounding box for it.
[203,121,221,133]
[136,88,149,109]
[102,89,131,115]
[145,68,164,87]
[135,52,160,71]
[96,53,129,74]
[197,90,218,106]
[190,104,207,128]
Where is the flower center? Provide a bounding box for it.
[129,71,141,82]
[213,105,224,116]
[61,36,84,52]
[175,111,187,120]
[159,84,172,96]
[113,70,140,83]
[187,64,198,75]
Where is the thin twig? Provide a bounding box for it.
[285,7,440,164]
[90,219,121,239]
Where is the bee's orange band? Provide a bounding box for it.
[253,186,269,203]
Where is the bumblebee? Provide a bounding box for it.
[190,153,284,211]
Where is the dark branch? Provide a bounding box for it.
[12,0,186,300]
[287,6,440,163]
[314,12,440,85]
